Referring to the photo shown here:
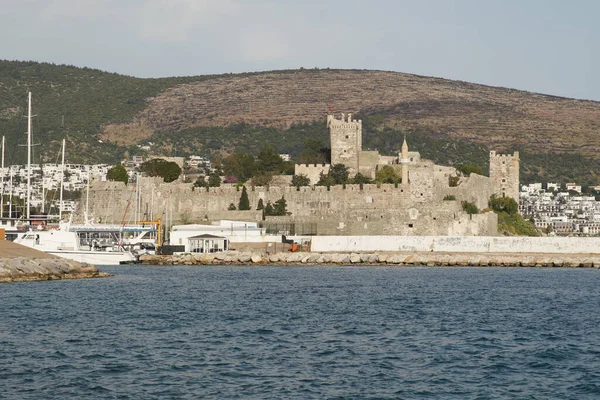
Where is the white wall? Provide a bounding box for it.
[310,235,600,254]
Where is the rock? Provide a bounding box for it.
[308,253,321,263]
[349,253,362,264]
[251,254,263,263]
[287,253,302,263]
[238,253,252,263]
[268,254,280,263]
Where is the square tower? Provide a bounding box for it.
[489,151,520,202]
[328,113,362,174]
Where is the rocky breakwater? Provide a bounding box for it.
[140,251,600,268]
[0,241,110,283]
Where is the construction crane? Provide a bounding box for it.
[136,216,162,247]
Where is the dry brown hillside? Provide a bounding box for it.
[102,69,600,157]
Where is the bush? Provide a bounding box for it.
[456,163,483,176]
[488,195,518,215]
[140,158,182,183]
[106,164,128,184]
[351,173,373,184]
[227,203,237,211]
[375,165,400,184]
[449,175,460,187]
[443,195,456,201]
[461,200,479,215]
[291,174,311,187]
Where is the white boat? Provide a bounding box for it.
[14,226,136,265]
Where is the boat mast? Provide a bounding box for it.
[59,138,65,220]
[1,135,4,218]
[27,92,32,221]
[85,168,90,224]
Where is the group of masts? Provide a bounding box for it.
[0,92,67,223]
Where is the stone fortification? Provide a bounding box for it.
[489,151,519,200]
[328,113,362,174]
[294,163,330,185]
[82,173,498,236]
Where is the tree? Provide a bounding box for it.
[264,201,274,216]
[461,200,479,215]
[250,172,273,187]
[193,175,207,188]
[264,197,288,216]
[291,174,311,187]
[106,164,128,184]
[351,173,373,184]
[329,164,349,184]
[297,138,330,164]
[488,195,518,215]
[456,163,483,176]
[273,196,288,216]
[256,143,284,174]
[208,172,221,187]
[223,148,256,182]
[140,158,181,183]
[316,171,336,187]
[257,198,264,210]
[238,186,250,210]
[375,165,400,184]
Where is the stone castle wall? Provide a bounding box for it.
[293,164,330,185]
[80,172,498,237]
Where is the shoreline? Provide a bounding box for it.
[139,251,600,268]
[0,241,110,283]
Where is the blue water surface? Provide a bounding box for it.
[2,265,600,399]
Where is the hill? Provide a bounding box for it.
[1,61,599,184]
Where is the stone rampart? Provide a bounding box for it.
[82,175,497,236]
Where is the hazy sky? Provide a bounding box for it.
[1,0,598,100]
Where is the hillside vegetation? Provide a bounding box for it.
[1,61,599,184]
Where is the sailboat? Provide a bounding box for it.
[11,92,137,265]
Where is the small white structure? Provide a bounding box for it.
[188,234,229,253]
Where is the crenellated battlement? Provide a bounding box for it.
[490,150,519,159]
[327,113,362,130]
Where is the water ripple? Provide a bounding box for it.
[2,266,600,399]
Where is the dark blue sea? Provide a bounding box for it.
[2,266,600,399]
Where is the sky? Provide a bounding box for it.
[1,0,598,100]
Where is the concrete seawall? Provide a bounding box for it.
[140,251,600,268]
[0,241,110,283]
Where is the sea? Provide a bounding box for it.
[2,265,600,399]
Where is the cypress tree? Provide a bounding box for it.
[238,186,250,210]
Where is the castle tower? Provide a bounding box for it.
[489,151,520,201]
[401,136,409,184]
[328,112,362,174]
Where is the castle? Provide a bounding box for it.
[295,112,518,199]
[83,112,519,237]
